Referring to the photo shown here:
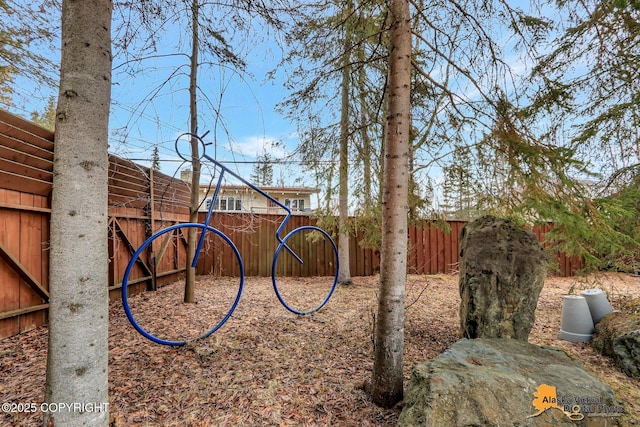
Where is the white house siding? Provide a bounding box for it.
[197,185,317,214]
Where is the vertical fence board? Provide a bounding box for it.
[348,228,357,277]
[0,192,19,337]
[443,226,452,274]
[18,192,44,332]
[452,222,464,272]
[407,227,416,274]
[361,245,368,276]
[365,236,375,276]
[37,194,50,308]
[416,226,423,274]
[427,225,436,274]
[237,215,247,277]
[420,227,428,274]
[245,215,258,277]
[261,216,272,277]
[1,190,21,336]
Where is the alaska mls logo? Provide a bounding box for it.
[527,384,624,421]
[527,384,584,421]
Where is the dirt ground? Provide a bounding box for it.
[1,273,639,426]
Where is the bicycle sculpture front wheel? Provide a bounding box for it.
[272,226,339,315]
[122,223,244,346]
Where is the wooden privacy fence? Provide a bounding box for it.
[197,215,582,279]
[0,111,52,339]
[0,108,583,339]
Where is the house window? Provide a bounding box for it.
[207,196,242,211]
[285,198,305,211]
[267,199,279,214]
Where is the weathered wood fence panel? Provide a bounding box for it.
[106,164,191,301]
[0,111,53,338]
[0,189,51,338]
[0,109,191,337]
[195,213,375,278]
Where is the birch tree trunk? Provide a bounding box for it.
[44,0,112,425]
[370,0,411,409]
[338,3,353,286]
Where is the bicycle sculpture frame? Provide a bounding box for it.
[121,131,339,346]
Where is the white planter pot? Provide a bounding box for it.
[559,295,595,343]
[581,288,613,324]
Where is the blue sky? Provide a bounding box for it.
[8,4,309,190]
[108,50,298,185]
[107,27,307,187]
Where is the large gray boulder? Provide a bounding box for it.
[399,339,620,427]
[591,298,640,378]
[459,216,547,340]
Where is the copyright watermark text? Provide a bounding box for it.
[2,402,109,414]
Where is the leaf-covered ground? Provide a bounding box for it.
[1,273,639,426]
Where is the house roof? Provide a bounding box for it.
[198,184,319,194]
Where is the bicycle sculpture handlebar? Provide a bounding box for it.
[176,132,304,267]
[120,131,339,346]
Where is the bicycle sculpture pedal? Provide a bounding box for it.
[121,131,339,345]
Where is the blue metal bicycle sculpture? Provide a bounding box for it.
[121,131,339,346]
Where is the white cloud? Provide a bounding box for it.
[227,135,291,159]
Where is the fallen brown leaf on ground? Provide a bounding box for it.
[1,273,638,426]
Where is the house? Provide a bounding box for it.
[196,183,319,214]
[178,169,319,214]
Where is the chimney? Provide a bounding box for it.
[180,168,192,182]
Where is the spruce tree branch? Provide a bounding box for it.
[598,163,640,197]
[410,57,493,128]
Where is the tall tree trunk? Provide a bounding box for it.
[185,0,200,303]
[371,0,411,409]
[357,36,373,211]
[44,0,112,425]
[377,85,388,208]
[338,3,353,286]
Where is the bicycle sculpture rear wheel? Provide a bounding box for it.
[272,226,339,315]
[122,223,244,346]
